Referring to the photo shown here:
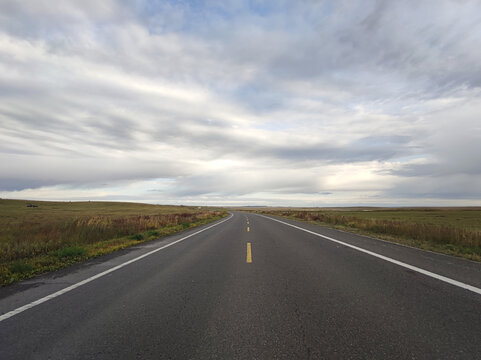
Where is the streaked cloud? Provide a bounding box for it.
[1,0,480,205]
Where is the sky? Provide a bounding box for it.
[1,0,481,206]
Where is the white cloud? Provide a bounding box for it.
[1,0,481,205]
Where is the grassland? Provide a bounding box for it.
[248,207,481,261]
[0,199,227,286]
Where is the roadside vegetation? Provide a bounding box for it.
[0,199,227,286]
[250,207,481,262]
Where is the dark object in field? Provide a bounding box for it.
[26,204,38,208]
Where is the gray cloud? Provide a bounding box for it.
[1,0,481,204]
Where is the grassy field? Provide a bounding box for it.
[248,207,481,261]
[0,199,227,286]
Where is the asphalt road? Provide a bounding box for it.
[1,212,480,359]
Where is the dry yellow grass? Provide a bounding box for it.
[248,208,481,261]
[0,199,226,286]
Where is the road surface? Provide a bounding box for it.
[1,212,480,359]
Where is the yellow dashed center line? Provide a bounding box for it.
[247,226,250,232]
[246,242,252,263]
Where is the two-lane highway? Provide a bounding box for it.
[1,212,480,359]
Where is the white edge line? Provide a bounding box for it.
[257,214,481,296]
[0,214,233,322]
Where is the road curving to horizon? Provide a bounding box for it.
[1,211,480,359]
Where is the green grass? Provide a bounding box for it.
[249,207,481,261]
[146,230,160,237]
[0,199,227,286]
[53,245,87,258]
[8,261,34,274]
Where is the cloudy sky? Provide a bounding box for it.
[1,0,481,206]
